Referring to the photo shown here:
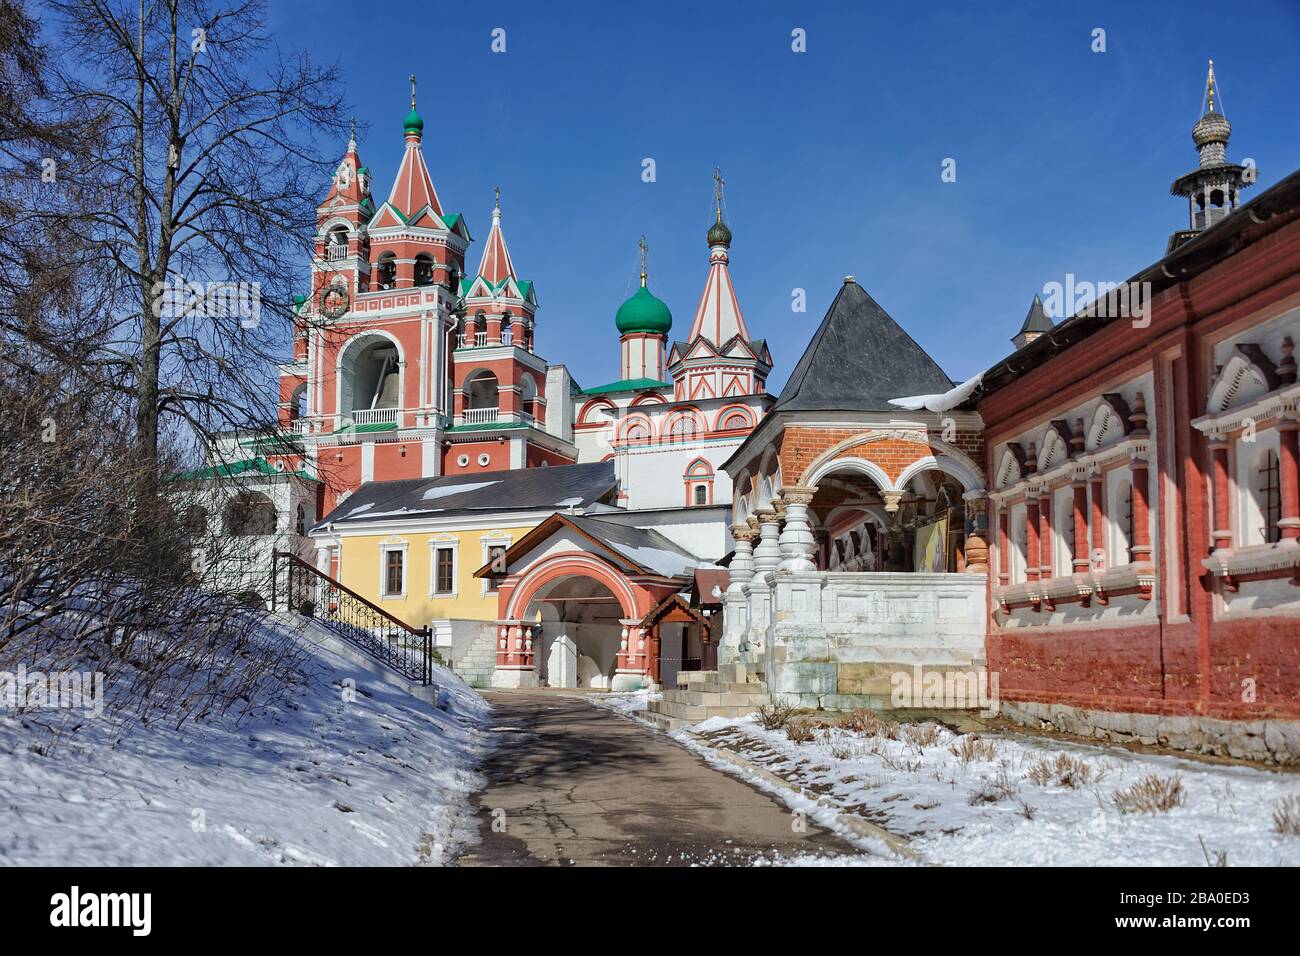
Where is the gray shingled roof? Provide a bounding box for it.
[561,513,701,577]
[316,461,616,527]
[772,278,954,413]
[1018,294,1054,334]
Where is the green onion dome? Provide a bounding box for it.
[615,284,672,336]
[707,218,732,247]
[403,108,424,135]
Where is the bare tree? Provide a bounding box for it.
[31,0,347,483]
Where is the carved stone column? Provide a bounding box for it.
[962,489,990,573]
[777,485,818,573]
[751,508,783,575]
[727,523,756,594]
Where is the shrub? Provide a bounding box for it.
[1112,774,1187,815]
[839,708,899,739]
[785,719,816,744]
[757,702,797,730]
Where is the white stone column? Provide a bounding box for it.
[751,508,783,575]
[727,523,756,594]
[777,485,818,573]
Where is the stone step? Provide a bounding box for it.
[646,698,765,722]
[661,689,771,708]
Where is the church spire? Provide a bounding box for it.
[475,186,517,284]
[387,80,443,218]
[687,168,746,346]
[1168,60,1250,252]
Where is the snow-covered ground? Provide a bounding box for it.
[588,688,658,718]
[0,618,491,866]
[670,712,1300,867]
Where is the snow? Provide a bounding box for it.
[421,480,500,502]
[0,618,491,866]
[674,714,1300,867]
[590,689,659,717]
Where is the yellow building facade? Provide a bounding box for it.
[333,520,538,626]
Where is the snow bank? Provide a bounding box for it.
[676,715,1300,867]
[0,617,491,866]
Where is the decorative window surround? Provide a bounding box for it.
[379,542,408,600]
[996,561,1156,613]
[989,436,1152,506]
[1201,540,1300,591]
[429,538,459,597]
[1190,381,1300,437]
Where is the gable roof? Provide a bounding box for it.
[773,278,953,414]
[315,461,616,528]
[477,512,701,580]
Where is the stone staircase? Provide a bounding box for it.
[452,626,499,689]
[647,662,771,733]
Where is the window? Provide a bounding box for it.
[376,254,397,290]
[1118,481,1134,565]
[718,410,751,431]
[433,546,455,595]
[669,415,700,440]
[414,254,434,287]
[694,485,708,506]
[484,544,507,593]
[1259,449,1281,544]
[295,503,306,535]
[383,549,404,597]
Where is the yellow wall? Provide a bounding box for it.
[336,524,535,625]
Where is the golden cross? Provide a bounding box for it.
[638,234,648,285]
[410,73,417,109]
[713,166,726,222]
[1206,59,1216,112]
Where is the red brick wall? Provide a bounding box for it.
[980,214,1300,722]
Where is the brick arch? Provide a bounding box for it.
[578,396,617,425]
[504,551,639,621]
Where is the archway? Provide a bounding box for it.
[525,575,627,689]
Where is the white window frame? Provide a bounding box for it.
[480,534,513,596]
[1238,431,1280,548]
[1107,469,1133,568]
[380,543,408,599]
[429,539,459,598]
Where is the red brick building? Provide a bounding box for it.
[977,77,1300,759]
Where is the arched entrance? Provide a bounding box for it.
[527,575,626,689]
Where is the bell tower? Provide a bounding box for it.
[1168,60,1252,252]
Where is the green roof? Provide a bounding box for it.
[403,108,424,134]
[332,421,398,434]
[443,422,529,434]
[172,457,317,482]
[615,284,672,335]
[581,377,672,396]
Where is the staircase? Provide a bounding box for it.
[454,627,499,689]
[646,662,770,734]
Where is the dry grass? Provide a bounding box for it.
[756,702,797,731]
[1273,795,1300,836]
[784,718,816,744]
[949,734,1000,765]
[1112,774,1187,815]
[968,768,1020,805]
[1026,753,1095,789]
[837,708,899,739]
[902,722,942,749]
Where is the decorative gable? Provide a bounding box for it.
[1207,343,1282,413]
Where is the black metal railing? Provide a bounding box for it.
[271,550,432,685]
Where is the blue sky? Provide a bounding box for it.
[270,0,1300,392]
